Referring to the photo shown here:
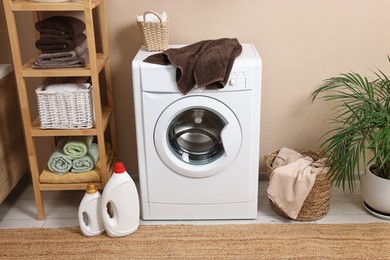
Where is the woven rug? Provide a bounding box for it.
[1,223,390,259]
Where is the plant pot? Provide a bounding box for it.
[361,164,390,218]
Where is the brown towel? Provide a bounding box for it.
[35,33,87,53]
[144,38,242,94]
[35,16,86,38]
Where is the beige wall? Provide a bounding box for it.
[2,1,390,175]
[106,0,390,174]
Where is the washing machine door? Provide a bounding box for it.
[154,96,242,178]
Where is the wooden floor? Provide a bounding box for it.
[0,174,387,229]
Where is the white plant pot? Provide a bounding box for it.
[361,164,390,218]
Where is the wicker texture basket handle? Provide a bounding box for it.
[137,10,169,51]
[143,11,163,23]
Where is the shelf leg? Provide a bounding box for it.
[28,142,46,220]
[31,178,45,220]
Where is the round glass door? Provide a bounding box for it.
[154,96,242,178]
[168,108,225,165]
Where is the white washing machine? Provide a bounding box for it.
[132,44,262,220]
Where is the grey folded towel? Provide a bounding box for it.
[35,16,86,38]
[32,45,89,69]
[32,52,88,69]
[34,40,87,62]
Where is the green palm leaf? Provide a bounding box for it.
[311,64,390,192]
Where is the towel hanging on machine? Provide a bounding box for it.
[143,38,242,95]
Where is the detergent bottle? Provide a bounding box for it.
[101,161,140,237]
[78,184,105,236]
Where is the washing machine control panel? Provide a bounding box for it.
[228,69,249,88]
[193,67,251,92]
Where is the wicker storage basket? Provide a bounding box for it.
[264,148,332,221]
[137,11,169,52]
[36,84,95,129]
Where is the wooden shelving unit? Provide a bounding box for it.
[3,0,117,220]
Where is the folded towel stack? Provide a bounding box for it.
[47,136,99,174]
[33,16,89,69]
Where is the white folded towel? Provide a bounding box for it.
[44,83,91,92]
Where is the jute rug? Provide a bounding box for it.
[1,223,390,259]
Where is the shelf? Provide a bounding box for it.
[4,0,117,220]
[10,0,103,11]
[31,106,113,136]
[40,182,102,191]
[22,53,108,77]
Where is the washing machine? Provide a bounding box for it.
[132,44,262,220]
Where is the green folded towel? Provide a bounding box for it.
[71,143,99,173]
[47,138,72,174]
[63,136,93,160]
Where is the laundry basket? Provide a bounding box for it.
[264,148,332,221]
[137,11,169,52]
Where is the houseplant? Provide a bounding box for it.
[311,62,389,216]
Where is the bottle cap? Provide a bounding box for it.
[86,184,97,194]
[114,161,126,174]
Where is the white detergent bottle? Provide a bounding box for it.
[78,184,105,236]
[101,161,140,237]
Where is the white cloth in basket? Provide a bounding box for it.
[44,83,91,92]
[137,11,168,22]
[267,148,328,220]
